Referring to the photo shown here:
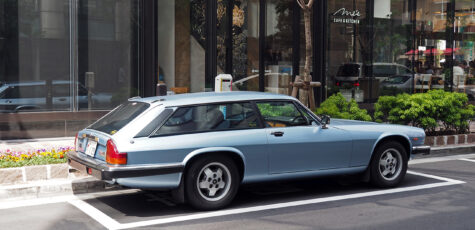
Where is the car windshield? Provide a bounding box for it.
[337,64,360,77]
[88,101,150,135]
[383,76,410,84]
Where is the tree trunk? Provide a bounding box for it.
[298,8,312,107]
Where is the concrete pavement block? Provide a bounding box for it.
[0,168,23,185]
[25,166,47,181]
[50,164,69,179]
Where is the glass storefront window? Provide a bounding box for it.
[326,0,367,102]
[264,0,294,95]
[374,0,413,97]
[157,0,206,94]
[0,0,71,113]
[455,0,475,100]
[78,0,140,109]
[217,0,260,92]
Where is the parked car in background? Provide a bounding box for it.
[68,91,429,210]
[0,81,112,112]
[334,63,413,87]
[380,75,413,93]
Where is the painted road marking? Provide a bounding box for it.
[0,189,140,210]
[65,171,465,230]
[69,199,121,230]
[459,158,475,163]
[409,153,475,165]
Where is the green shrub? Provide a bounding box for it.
[315,93,372,121]
[374,90,475,134]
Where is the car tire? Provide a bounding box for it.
[185,155,239,210]
[370,141,408,188]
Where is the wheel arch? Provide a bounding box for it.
[182,147,246,182]
[372,135,412,159]
[14,105,40,112]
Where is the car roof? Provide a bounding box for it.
[130,91,296,107]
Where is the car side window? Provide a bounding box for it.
[154,102,259,136]
[256,101,308,127]
[295,103,317,124]
[398,66,411,75]
[2,87,19,99]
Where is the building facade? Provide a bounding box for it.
[1,0,475,139]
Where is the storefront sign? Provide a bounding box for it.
[332,8,361,24]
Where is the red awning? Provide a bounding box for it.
[405,50,419,55]
[423,48,441,55]
[443,48,460,55]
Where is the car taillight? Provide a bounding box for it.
[106,139,127,165]
[353,82,360,87]
[74,133,78,150]
[336,82,340,86]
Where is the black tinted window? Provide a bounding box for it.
[337,64,360,77]
[373,65,397,77]
[88,101,150,135]
[1,85,46,98]
[154,102,259,136]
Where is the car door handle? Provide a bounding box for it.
[271,131,284,137]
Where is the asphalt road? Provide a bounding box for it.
[1,154,475,230]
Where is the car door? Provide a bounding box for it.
[255,100,353,174]
[52,83,71,110]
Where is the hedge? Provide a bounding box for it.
[314,93,372,121]
[316,90,474,135]
[374,90,474,134]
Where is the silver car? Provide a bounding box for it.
[68,91,430,210]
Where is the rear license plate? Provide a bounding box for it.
[85,140,97,157]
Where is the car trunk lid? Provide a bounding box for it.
[76,129,111,161]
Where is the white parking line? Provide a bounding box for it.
[409,153,475,165]
[64,171,465,230]
[69,199,121,230]
[459,158,475,163]
[0,189,139,210]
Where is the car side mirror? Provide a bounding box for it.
[321,115,330,129]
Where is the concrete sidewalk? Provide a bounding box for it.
[1,137,475,203]
[0,137,75,153]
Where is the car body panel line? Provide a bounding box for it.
[242,166,367,184]
[182,147,246,167]
[68,151,184,181]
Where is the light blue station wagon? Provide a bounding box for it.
[68,91,430,210]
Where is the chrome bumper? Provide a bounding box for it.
[67,151,184,180]
[412,145,431,155]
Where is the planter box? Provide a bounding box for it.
[0,163,79,185]
[424,133,475,147]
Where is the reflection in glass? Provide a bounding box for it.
[264,0,293,95]
[78,0,140,110]
[326,0,367,102]
[454,0,475,101]
[374,0,412,97]
[157,0,206,93]
[217,0,260,92]
[0,0,70,112]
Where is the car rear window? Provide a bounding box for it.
[88,101,150,135]
[337,64,360,77]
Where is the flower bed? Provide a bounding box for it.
[0,147,73,168]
